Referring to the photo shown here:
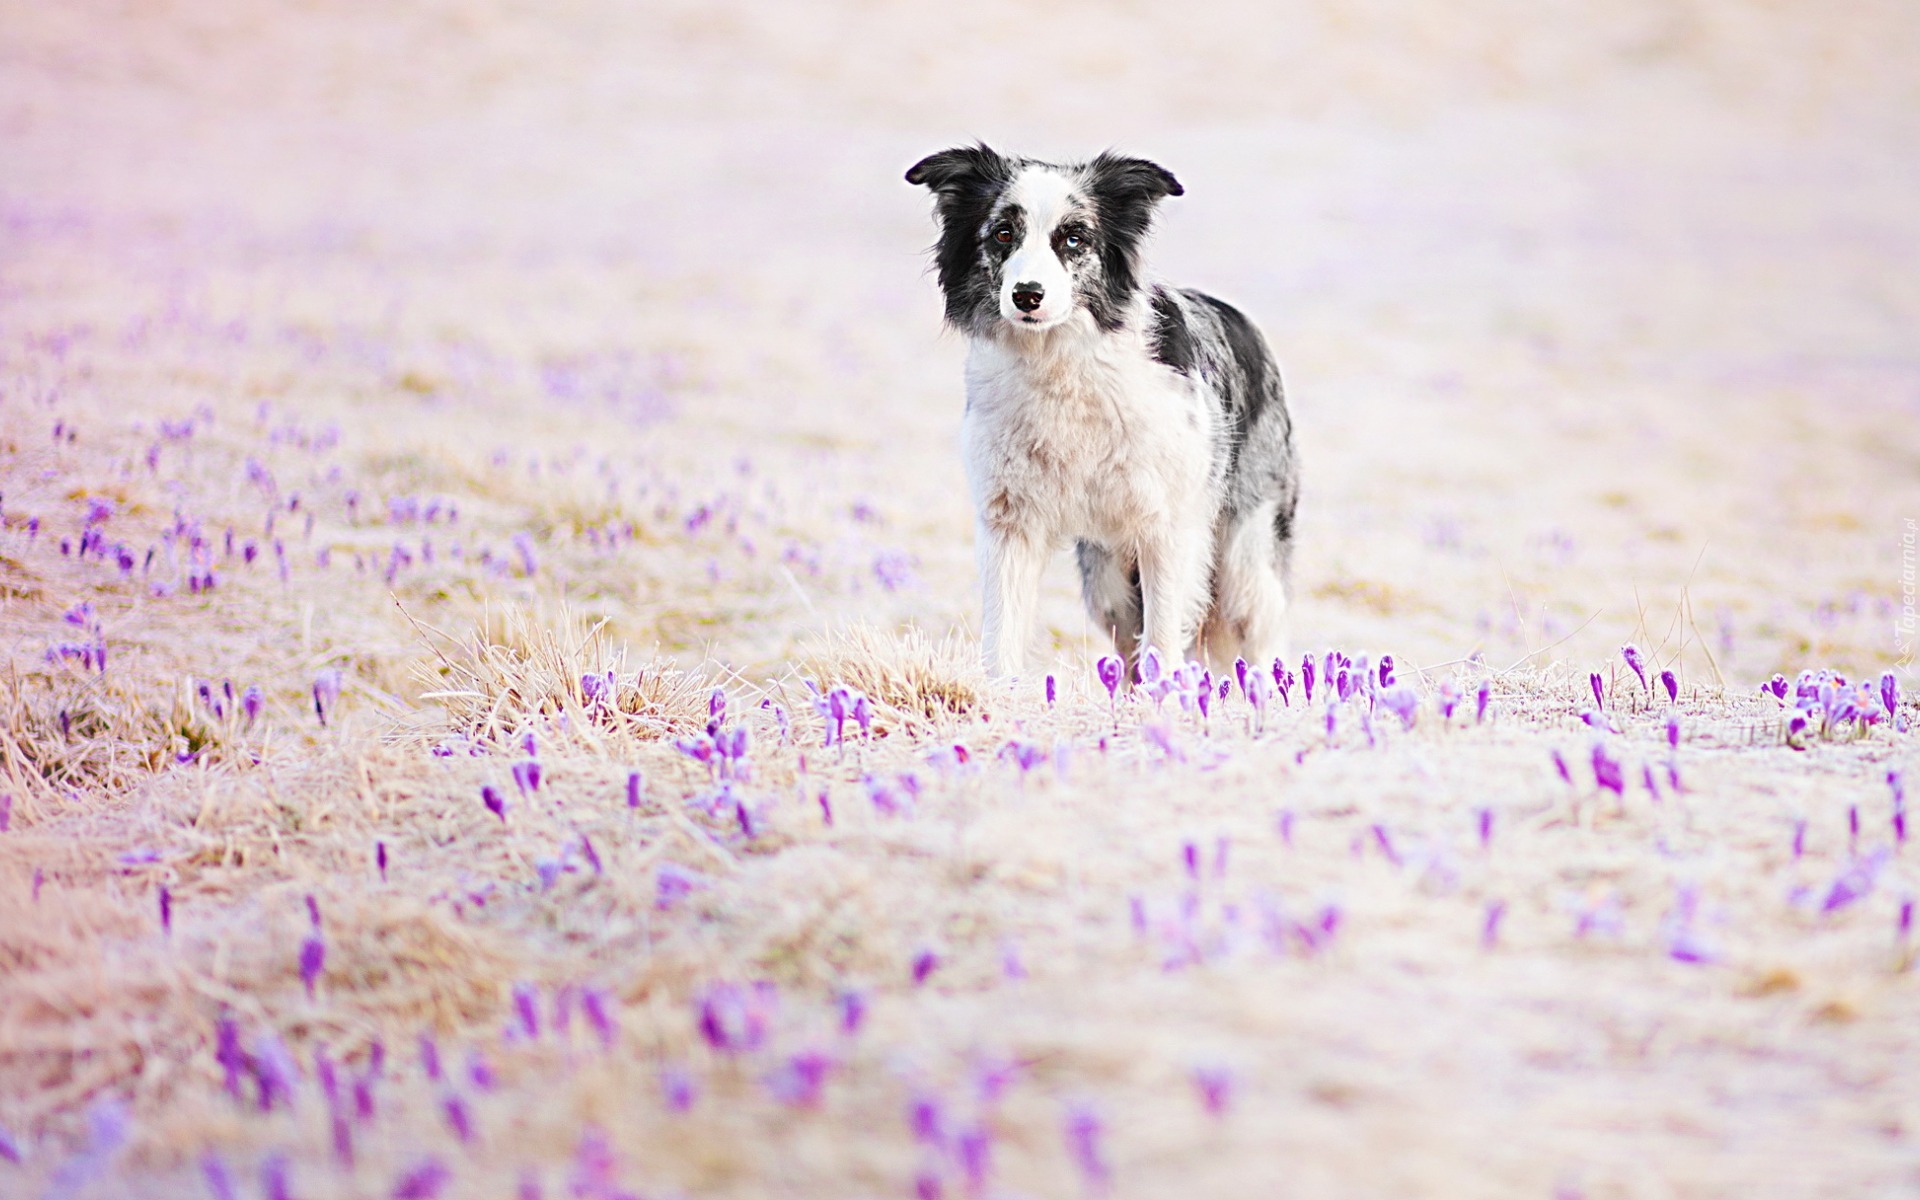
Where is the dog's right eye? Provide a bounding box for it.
[992,225,1013,244]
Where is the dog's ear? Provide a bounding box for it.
[905,145,1009,194]
[1084,152,1184,207]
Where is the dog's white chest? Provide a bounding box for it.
[961,333,1211,547]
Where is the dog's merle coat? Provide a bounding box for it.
[907,144,1299,677]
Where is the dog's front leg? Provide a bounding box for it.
[1137,529,1210,668]
[978,524,1048,678]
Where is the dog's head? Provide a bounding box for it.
[907,145,1183,335]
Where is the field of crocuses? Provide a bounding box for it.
[3,3,1919,1198]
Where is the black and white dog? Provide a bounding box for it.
[906,145,1299,678]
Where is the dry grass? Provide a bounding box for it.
[796,623,987,735]
[410,604,712,753]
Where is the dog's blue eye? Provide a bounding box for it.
[1063,234,1082,249]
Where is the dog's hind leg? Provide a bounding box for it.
[1201,498,1291,672]
[1076,540,1144,676]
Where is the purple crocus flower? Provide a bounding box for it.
[1301,654,1316,704]
[1097,655,1123,701]
[1477,807,1494,850]
[1822,849,1889,913]
[332,1112,355,1166]
[580,987,618,1049]
[1139,648,1164,687]
[697,982,775,1054]
[834,988,868,1036]
[1370,824,1402,867]
[1001,939,1028,981]
[957,1124,994,1193]
[513,983,541,1039]
[442,1094,475,1144]
[655,862,707,910]
[263,1154,293,1200]
[909,1093,946,1146]
[1482,900,1506,948]
[482,785,507,822]
[1622,644,1647,691]
[661,1065,697,1113]
[300,935,326,996]
[1245,670,1270,731]
[767,1048,835,1108]
[316,1047,339,1106]
[216,1016,246,1097]
[1591,744,1625,796]
[202,1153,237,1200]
[312,668,343,727]
[1380,685,1417,729]
[306,893,322,930]
[1550,749,1572,786]
[241,685,263,725]
[1900,899,1914,941]
[392,1159,451,1199]
[1881,671,1899,718]
[852,694,873,737]
[825,687,850,746]
[1045,674,1057,706]
[912,948,941,985]
[0,792,10,833]
[1192,1067,1233,1115]
[1666,715,1681,748]
[1792,818,1807,859]
[626,770,643,808]
[419,1035,443,1081]
[1661,670,1678,703]
[511,760,540,795]
[1062,1104,1109,1190]
[159,885,173,935]
[1475,680,1491,723]
[1590,672,1604,709]
[376,841,388,881]
[253,1035,299,1112]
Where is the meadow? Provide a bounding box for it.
[3,2,1918,1196]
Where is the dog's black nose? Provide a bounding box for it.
[1011,283,1044,313]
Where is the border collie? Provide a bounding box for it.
[906,144,1300,678]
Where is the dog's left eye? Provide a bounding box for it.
[1062,234,1084,249]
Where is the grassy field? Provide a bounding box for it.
[3,2,1919,1197]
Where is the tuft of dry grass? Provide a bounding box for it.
[411,604,712,753]
[796,623,987,735]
